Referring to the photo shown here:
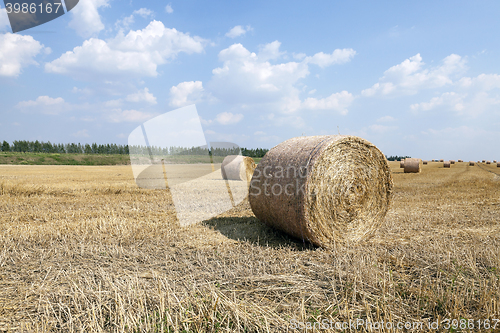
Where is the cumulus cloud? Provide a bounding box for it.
[169,81,207,107]
[302,91,354,114]
[46,21,207,80]
[165,4,173,14]
[362,53,467,97]
[410,92,465,112]
[215,112,244,125]
[16,96,69,115]
[225,25,252,38]
[305,49,356,68]
[208,42,356,115]
[125,87,157,104]
[68,0,110,38]
[0,33,46,77]
[258,41,285,61]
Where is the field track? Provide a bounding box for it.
[0,162,499,331]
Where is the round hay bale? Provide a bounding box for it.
[444,161,451,168]
[221,155,256,182]
[486,161,491,164]
[450,160,455,164]
[469,161,475,166]
[248,135,393,247]
[404,158,420,173]
[458,159,463,163]
[497,163,500,167]
[494,160,497,163]
[439,159,444,162]
[423,160,428,165]
[482,160,486,163]
[400,160,405,168]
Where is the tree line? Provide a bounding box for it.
[0,140,269,158]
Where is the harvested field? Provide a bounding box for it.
[1,163,500,332]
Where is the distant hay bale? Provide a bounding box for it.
[497,163,500,168]
[444,161,451,168]
[423,160,428,165]
[249,135,393,247]
[404,158,420,173]
[221,155,256,182]
[494,160,497,163]
[482,160,486,163]
[439,159,444,162]
[458,159,463,163]
[400,160,405,168]
[469,161,475,166]
[450,160,455,164]
[486,161,491,164]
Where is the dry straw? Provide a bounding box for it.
[249,135,393,247]
[400,160,405,168]
[469,161,475,166]
[444,161,451,168]
[221,155,256,182]
[404,158,420,173]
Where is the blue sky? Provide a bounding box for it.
[1,0,499,160]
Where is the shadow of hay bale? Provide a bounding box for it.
[202,216,317,250]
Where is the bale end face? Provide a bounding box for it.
[249,135,393,247]
[221,155,256,182]
[404,158,420,173]
[399,160,405,168]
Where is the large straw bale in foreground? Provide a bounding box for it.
[444,161,451,168]
[249,135,393,247]
[221,155,256,182]
[404,158,420,173]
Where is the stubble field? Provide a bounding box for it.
[0,161,499,332]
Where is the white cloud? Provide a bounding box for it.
[16,96,69,115]
[369,124,397,134]
[305,48,356,68]
[0,33,45,77]
[215,112,243,125]
[165,4,173,14]
[410,92,465,113]
[0,8,10,31]
[210,43,309,112]
[258,41,285,61]
[302,91,354,114]
[134,8,154,18]
[126,87,157,104]
[115,8,154,31]
[225,25,252,38]
[209,42,356,116]
[169,81,206,107]
[68,0,110,38]
[46,21,207,80]
[362,53,467,97]
[108,109,155,123]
